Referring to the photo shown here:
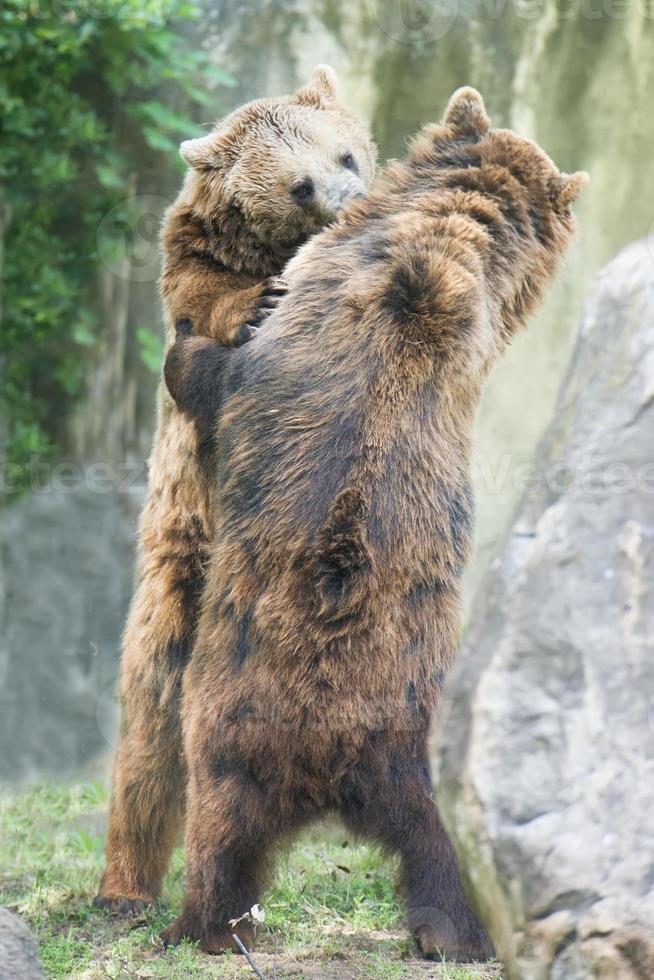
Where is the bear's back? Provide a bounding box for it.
[211,216,473,627]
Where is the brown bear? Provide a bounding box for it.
[94,66,377,915]
[161,87,588,960]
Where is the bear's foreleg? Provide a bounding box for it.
[340,746,493,962]
[207,275,287,343]
[163,334,234,439]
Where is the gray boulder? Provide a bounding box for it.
[0,481,140,779]
[436,239,654,979]
[0,908,44,979]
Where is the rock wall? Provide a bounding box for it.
[436,239,654,979]
[0,482,139,781]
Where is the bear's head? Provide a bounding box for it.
[179,66,377,253]
[439,87,588,220]
[437,87,588,333]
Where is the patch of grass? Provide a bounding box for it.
[0,783,501,979]
[365,953,412,978]
[265,835,401,951]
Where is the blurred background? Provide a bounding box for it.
[1,0,653,781]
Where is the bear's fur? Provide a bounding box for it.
[94,66,377,915]
[164,89,586,958]
[161,88,587,959]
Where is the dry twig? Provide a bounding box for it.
[230,907,269,980]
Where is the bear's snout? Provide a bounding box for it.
[318,172,366,221]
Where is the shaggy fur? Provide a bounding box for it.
[166,88,587,960]
[94,67,377,914]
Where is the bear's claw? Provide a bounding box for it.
[161,915,255,955]
[246,275,289,329]
[415,923,495,962]
[92,894,155,916]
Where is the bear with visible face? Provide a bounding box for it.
[161,87,587,960]
[160,64,376,343]
[94,66,377,916]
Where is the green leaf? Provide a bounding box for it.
[142,124,179,154]
[133,99,196,134]
[95,163,125,191]
[136,326,164,374]
[203,64,237,87]
[72,321,96,348]
[178,81,219,110]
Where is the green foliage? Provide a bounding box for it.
[0,0,234,494]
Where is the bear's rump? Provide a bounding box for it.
[200,684,431,815]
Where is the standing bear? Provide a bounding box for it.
[94,67,377,915]
[163,87,587,960]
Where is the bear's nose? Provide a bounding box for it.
[291,178,315,205]
[320,174,366,221]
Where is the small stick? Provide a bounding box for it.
[231,931,269,980]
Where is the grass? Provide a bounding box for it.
[0,782,502,979]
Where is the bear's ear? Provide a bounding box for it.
[179,135,214,170]
[293,64,338,107]
[442,87,490,139]
[550,170,590,210]
[179,130,232,171]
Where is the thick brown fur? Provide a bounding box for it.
[94,67,377,915]
[162,88,586,959]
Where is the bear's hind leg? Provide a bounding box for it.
[161,757,302,955]
[340,748,493,962]
[94,477,209,914]
[94,702,185,914]
[93,631,189,913]
[92,375,223,916]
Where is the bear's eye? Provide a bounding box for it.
[340,152,357,172]
[291,178,315,204]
